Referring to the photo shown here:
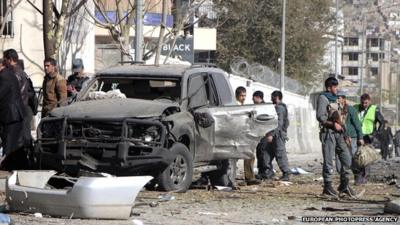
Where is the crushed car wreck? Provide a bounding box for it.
[35,64,278,192]
[6,170,152,219]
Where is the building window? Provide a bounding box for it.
[370,67,378,76]
[348,67,358,75]
[348,52,359,61]
[369,53,379,61]
[368,38,379,47]
[344,37,358,46]
[0,0,13,36]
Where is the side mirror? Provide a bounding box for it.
[194,112,214,128]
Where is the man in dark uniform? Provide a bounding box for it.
[257,90,290,181]
[380,120,393,160]
[317,77,355,197]
[67,58,89,103]
[0,59,26,170]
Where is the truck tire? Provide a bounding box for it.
[157,143,193,192]
[209,159,237,187]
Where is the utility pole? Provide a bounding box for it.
[135,0,144,62]
[396,61,399,128]
[379,59,383,111]
[396,62,399,128]
[280,0,286,92]
[155,0,168,65]
[335,0,338,79]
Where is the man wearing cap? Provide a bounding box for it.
[335,91,364,174]
[67,58,89,103]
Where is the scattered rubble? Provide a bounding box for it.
[384,198,400,214]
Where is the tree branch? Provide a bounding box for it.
[93,0,113,25]
[25,0,43,15]
[66,0,89,17]
[52,1,60,19]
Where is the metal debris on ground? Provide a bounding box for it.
[385,174,398,185]
[198,212,228,216]
[158,194,175,202]
[290,167,311,175]
[313,177,324,181]
[384,198,400,214]
[215,186,233,192]
[6,170,152,219]
[33,212,43,218]
[132,219,144,225]
[277,181,293,186]
[149,201,159,207]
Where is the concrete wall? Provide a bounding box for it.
[228,74,321,154]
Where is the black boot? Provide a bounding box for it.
[338,178,357,197]
[279,172,290,181]
[322,182,338,197]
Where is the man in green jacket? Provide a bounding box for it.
[353,93,385,185]
[335,91,364,173]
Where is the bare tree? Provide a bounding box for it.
[26,0,88,59]
[85,0,136,61]
[86,0,207,64]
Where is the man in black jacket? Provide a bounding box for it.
[0,59,26,170]
[394,129,400,158]
[3,49,35,153]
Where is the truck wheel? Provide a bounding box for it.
[157,143,193,192]
[209,159,237,187]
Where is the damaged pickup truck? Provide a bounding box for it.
[35,64,278,192]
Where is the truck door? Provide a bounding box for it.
[207,72,279,160]
[187,73,215,162]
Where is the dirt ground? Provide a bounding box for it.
[3,153,400,225]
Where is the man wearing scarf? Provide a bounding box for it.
[316,77,356,197]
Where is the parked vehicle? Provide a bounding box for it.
[35,64,278,192]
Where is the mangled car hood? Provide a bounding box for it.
[50,99,180,118]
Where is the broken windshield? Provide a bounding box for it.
[81,77,181,101]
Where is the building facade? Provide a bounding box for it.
[341,35,391,104]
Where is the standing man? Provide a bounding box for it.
[67,58,89,103]
[317,77,356,197]
[253,91,275,179]
[335,91,364,173]
[380,120,393,160]
[353,93,384,184]
[42,58,67,118]
[3,50,36,162]
[269,90,291,181]
[0,59,26,170]
[235,86,261,185]
[394,129,400,158]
